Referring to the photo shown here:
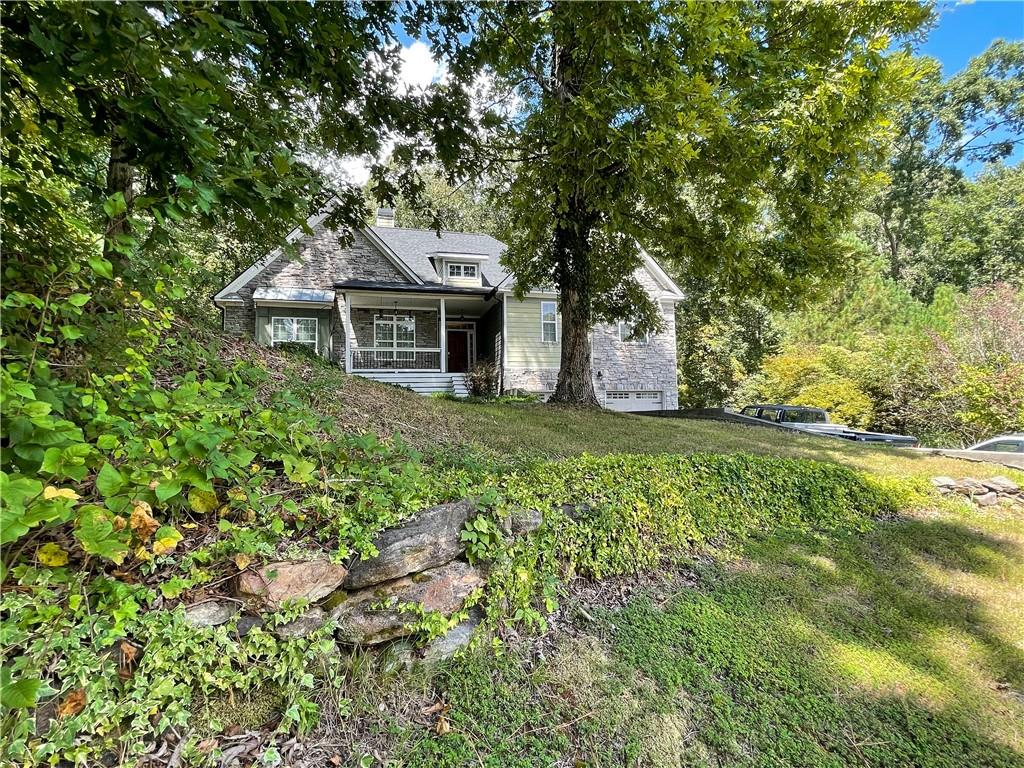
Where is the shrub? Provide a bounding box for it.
[466,359,499,397]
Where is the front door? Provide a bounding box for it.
[446,330,470,373]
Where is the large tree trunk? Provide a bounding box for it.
[550,216,599,406]
[104,133,134,265]
[547,6,599,407]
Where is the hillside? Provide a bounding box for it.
[255,342,1018,483]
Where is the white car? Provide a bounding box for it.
[968,434,1024,454]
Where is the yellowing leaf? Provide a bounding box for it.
[129,502,159,541]
[188,488,219,515]
[43,486,80,501]
[151,526,183,556]
[134,546,153,562]
[233,553,252,571]
[37,542,69,567]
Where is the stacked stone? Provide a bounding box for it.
[930,475,1021,507]
[182,501,544,659]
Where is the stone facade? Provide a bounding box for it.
[590,274,678,409]
[504,269,679,409]
[221,228,408,366]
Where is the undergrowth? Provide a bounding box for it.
[1,330,925,765]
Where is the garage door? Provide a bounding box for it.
[605,390,663,412]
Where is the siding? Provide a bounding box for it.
[255,306,333,358]
[504,296,561,369]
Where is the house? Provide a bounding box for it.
[214,207,683,411]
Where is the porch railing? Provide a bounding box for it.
[351,347,441,371]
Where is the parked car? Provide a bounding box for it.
[738,403,918,447]
[968,434,1024,453]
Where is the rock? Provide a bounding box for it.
[236,560,348,610]
[561,502,594,521]
[500,507,544,536]
[345,500,474,590]
[273,607,325,639]
[183,599,240,628]
[982,476,1020,494]
[959,478,988,493]
[422,609,483,663]
[930,476,958,488]
[330,560,484,645]
[975,491,999,507]
[233,616,264,638]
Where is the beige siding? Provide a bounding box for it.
[504,296,561,369]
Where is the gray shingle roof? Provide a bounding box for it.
[367,226,511,288]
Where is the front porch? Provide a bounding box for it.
[339,286,501,390]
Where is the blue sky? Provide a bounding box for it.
[920,1,1023,75]
[919,1,1024,170]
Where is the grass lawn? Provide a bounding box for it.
[327,499,1024,768]
[279,354,1021,483]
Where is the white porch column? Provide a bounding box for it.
[439,298,447,373]
[344,293,353,372]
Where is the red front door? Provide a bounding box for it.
[446,330,469,373]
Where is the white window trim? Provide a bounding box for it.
[617,320,650,345]
[271,316,318,348]
[373,314,416,361]
[447,262,478,279]
[540,301,558,343]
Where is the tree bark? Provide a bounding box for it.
[547,6,600,407]
[550,215,599,406]
[104,133,135,265]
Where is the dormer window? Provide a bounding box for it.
[447,263,478,279]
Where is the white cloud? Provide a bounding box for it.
[399,41,442,93]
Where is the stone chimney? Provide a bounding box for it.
[375,207,395,228]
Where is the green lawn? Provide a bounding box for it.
[322,499,1024,768]
[284,356,1020,484]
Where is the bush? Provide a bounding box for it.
[466,359,499,397]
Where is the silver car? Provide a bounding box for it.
[968,434,1024,453]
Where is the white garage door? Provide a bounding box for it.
[605,390,663,412]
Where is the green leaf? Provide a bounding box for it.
[66,293,91,308]
[155,479,182,503]
[60,325,84,341]
[0,670,46,710]
[95,462,124,497]
[102,192,127,218]
[87,255,114,279]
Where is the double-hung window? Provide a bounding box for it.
[374,314,416,364]
[541,301,558,343]
[271,317,317,350]
[617,320,650,345]
[447,263,478,279]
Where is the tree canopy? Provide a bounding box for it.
[467,1,929,404]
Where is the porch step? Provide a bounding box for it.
[360,371,470,398]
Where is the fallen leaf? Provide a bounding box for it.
[112,516,127,531]
[434,714,451,736]
[421,701,446,716]
[197,738,218,753]
[43,486,80,501]
[57,688,86,718]
[120,640,138,665]
[37,542,69,567]
[129,502,159,541]
[233,553,252,571]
